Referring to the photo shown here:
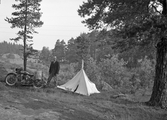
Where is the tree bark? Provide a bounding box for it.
[147,38,167,108]
[23,0,28,71]
[146,0,167,108]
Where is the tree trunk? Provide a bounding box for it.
[23,0,28,71]
[147,38,167,108]
[146,0,167,108]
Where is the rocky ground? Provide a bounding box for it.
[0,83,166,120]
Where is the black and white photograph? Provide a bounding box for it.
[0,0,167,120]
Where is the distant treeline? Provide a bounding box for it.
[0,41,23,56]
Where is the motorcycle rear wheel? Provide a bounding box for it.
[5,73,17,86]
[33,79,44,88]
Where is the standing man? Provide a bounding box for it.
[46,56,60,87]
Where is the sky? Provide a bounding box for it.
[0,0,89,50]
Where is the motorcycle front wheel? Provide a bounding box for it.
[33,79,44,88]
[5,73,17,86]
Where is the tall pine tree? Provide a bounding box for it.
[5,0,43,71]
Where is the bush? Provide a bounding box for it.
[98,55,131,88]
[129,57,155,92]
[85,57,102,89]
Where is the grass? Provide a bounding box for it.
[0,79,167,120]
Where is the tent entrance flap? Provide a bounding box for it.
[74,84,79,92]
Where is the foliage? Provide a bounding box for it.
[48,30,117,64]
[77,0,165,65]
[75,33,90,60]
[85,57,101,87]
[78,0,150,30]
[39,46,52,66]
[52,40,66,62]
[98,55,130,88]
[86,31,99,60]
[65,30,116,64]
[130,57,155,90]
[5,0,43,41]
[88,30,115,61]
[82,54,155,93]
[139,57,155,87]
[65,38,78,63]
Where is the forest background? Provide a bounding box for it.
[0,29,155,95]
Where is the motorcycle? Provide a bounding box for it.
[5,67,46,88]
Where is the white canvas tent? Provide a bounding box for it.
[57,60,100,96]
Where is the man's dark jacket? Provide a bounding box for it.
[49,61,60,75]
